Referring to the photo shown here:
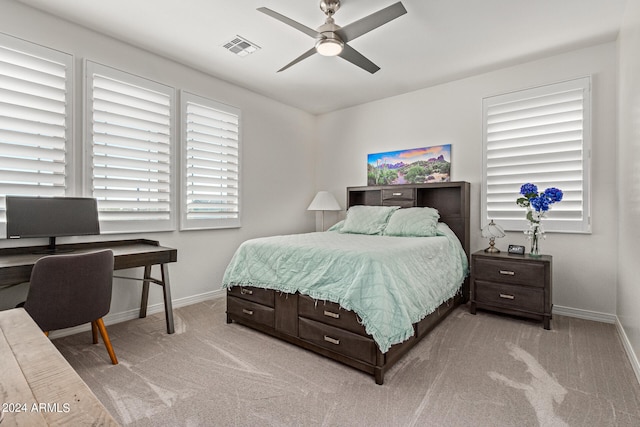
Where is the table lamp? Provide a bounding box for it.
[307,191,341,231]
[481,219,505,253]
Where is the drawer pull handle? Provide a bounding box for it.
[324,335,340,345]
[240,288,253,295]
[242,309,254,315]
[323,310,340,319]
[392,192,402,196]
[499,270,515,276]
[499,293,515,300]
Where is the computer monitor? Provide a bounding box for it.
[6,196,100,253]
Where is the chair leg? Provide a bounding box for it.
[91,322,98,344]
[93,318,118,365]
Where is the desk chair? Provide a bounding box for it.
[23,249,118,365]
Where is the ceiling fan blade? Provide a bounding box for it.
[334,2,407,43]
[257,7,321,38]
[278,47,317,72]
[339,44,380,74]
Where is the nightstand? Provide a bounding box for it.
[469,250,552,329]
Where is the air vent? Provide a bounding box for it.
[223,36,261,57]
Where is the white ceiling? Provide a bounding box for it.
[16,0,627,115]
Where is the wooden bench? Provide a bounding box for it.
[0,308,118,426]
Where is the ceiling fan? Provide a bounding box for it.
[258,0,407,74]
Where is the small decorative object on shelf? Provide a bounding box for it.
[507,244,526,255]
[481,219,505,253]
[516,183,563,257]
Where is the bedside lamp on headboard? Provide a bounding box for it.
[307,191,341,231]
[481,219,505,253]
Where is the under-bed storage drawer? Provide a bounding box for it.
[227,296,275,328]
[298,295,367,336]
[227,286,275,307]
[474,280,544,313]
[299,318,377,365]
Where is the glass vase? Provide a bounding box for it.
[530,224,541,256]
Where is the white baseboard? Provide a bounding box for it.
[48,289,225,339]
[552,305,617,324]
[615,317,640,386]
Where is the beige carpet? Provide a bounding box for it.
[53,297,640,426]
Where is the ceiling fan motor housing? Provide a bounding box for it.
[315,18,344,56]
[316,6,344,56]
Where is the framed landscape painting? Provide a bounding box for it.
[367,144,451,186]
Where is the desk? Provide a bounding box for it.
[0,308,119,425]
[0,239,177,334]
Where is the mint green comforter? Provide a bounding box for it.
[222,223,468,353]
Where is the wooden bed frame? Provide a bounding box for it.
[226,182,470,384]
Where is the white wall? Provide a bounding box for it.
[617,0,640,373]
[0,1,318,316]
[316,43,619,317]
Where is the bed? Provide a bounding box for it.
[223,182,470,384]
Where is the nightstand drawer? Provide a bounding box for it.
[227,286,275,307]
[474,280,544,313]
[227,296,275,327]
[298,295,367,336]
[474,257,545,287]
[299,317,377,365]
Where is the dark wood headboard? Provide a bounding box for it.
[346,182,471,300]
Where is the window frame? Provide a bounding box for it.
[180,91,241,230]
[84,60,176,234]
[481,77,592,234]
[0,33,73,238]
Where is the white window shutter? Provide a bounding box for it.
[482,77,591,233]
[0,34,72,237]
[180,91,240,230]
[85,61,175,233]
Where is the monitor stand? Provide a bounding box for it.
[33,237,74,254]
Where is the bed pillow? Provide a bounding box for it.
[340,205,399,235]
[383,207,440,237]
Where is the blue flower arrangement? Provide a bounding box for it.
[516,183,563,255]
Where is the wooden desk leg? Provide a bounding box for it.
[139,265,152,319]
[161,263,175,334]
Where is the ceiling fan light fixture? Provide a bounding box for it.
[315,37,344,56]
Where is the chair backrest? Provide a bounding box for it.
[24,249,114,332]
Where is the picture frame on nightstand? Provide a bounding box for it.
[507,244,525,255]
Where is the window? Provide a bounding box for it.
[482,77,591,233]
[180,91,240,230]
[85,61,175,233]
[0,34,73,237]
[2,34,239,236]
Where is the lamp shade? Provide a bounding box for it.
[481,219,505,238]
[481,219,505,253]
[307,191,341,211]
